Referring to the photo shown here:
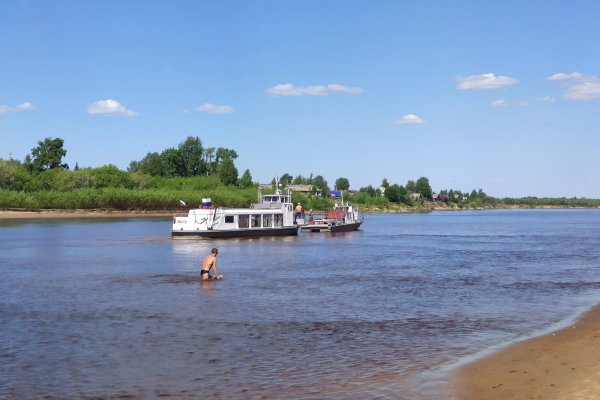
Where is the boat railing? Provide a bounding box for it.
[252,202,287,210]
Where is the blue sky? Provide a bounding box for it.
[2,1,600,198]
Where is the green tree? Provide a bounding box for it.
[415,177,432,200]
[90,165,133,188]
[0,159,30,191]
[292,175,310,185]
[178,136,205,176]
[381,178,390,189]
[29,137,69,173]
[280,173,293,186]
[311,175,328,195]
[384,184,408,203]
[213,147,238,173]
[406,180,416,193]
[219,157,238,185]
[160,148,184,178]
[359,184,377,197]
[335,177,350,190]
[238,169,253,188]
[130,152,163,176]
[203,147,216,175]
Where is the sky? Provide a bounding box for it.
[1,1,600,198]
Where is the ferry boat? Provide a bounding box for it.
[300,203,363,233]
[171,186,299,238]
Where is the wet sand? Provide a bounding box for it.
[453,304,600,400]
[0,209,172,219]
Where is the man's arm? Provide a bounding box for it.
[212,257,218,276]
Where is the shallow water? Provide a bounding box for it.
[1,209,600,399]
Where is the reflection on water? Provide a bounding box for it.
[1,210,600,399]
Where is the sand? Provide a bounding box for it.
[452,304,600,400]
[0,209,173,219]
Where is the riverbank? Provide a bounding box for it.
[361,203,599,213]
[1,204,597,219]
[0,209,173,219]
[452,304,600,400]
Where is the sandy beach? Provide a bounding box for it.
[0,209,173,219]
[452,304,600,400]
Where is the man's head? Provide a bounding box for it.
[211,248,218,255]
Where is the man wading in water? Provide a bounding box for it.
[200,248,221,280]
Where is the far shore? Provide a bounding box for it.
[452,304,600,400]
[1,204,598,220]
[0,209,174,219]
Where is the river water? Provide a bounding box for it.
[2,209,600,399]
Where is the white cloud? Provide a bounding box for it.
[547,72,600,100]
[537,96,556,103]
[267,83,364,96]
[196,103,235,114]
[519,101,529,107]
[87,99,137,116]
[490,99,508,107]
[395,114,425,125]
[564,78,600,100]
[457,73,518,90]
[325,84,364,94]
[547,72,583,81]
[0,102,34,115]
[16,102,34,111]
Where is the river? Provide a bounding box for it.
[2,209,600,399]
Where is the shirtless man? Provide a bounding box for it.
[200,248,220,280]
[294,202,304,221]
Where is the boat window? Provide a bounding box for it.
[274,214,283,227]
[238,215,249,228]
[263,214,272,227]
[225,215,234,224]
[251,214,261,228]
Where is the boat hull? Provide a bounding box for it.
[300,222,362,233]
[172,226,298,238]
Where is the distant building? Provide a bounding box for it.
[288,184,313,194]
[329,190,342,199]
[411,193,422,201]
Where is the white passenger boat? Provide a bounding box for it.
[171,186,298,238]
[300,203,363,233]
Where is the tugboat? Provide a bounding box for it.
[300,202,363,233]
[172,184,298,238]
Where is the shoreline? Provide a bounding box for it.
[1,205,598,220]
[451,303,600,399]
[0,209,173,219]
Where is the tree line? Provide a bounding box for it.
[2,136,599,210]
[1,136,252,191]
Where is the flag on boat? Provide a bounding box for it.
[179,200,186,207]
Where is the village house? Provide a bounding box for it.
[411,193,422,201]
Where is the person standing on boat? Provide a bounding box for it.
[294,202,304,222]
[200,248,220,280]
